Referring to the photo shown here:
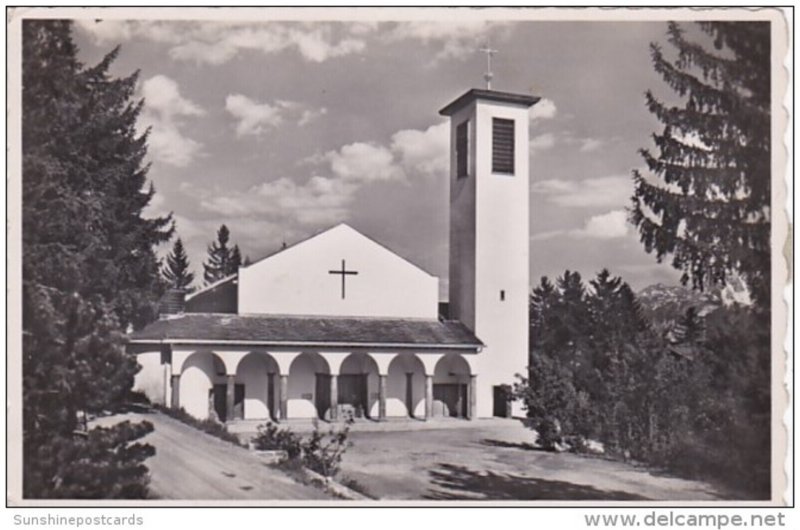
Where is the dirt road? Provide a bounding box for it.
[97,412,331,501]
[338,421,728,501]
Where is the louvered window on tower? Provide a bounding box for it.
[492,118,515,174]
[456,120,469,178]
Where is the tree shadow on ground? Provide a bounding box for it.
[480,438,542,451]
[423,463,650,501]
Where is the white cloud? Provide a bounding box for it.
[169,40,239,65]
[75,19,133,43]
[287,28,365,62]
[530,133,557,152]
[225,95,326,137]
[299,107,328,126]
[386,21,505,61]
[142,75,204,119]
[325,142,405,183]
[199,120,446,229]
[76,20,180,45]
[225,95,285,136]
[530,209,631,241]
[580,138,603,152]
[530,98,557,121]
[139,75,205,167]
[572,210,630,239]
[75,19,517,68]
[146,126,203,168]
[390,121,449,177]
[142,192,166,220]
[201,176,356,226]
[78,21,368,65]
[532,175,632,208]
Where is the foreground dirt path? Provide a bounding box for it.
[97,412,332,501]
[338,420,728,501]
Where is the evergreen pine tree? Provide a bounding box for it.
[529,276,559,359]
[228,244,242,275]
[203,224,232,284]
[22,20,169,498]
[631,22,771,308]
[162,238,195,291]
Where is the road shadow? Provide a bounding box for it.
[424,463,650,501]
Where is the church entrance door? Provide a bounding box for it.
[338,374,368,418]
[433,383,467,418]
[315,374,331,419]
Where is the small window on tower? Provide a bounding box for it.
[456,120,469,178]
[500,290,506,301]
[492,118,515,175]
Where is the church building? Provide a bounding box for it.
[129,87,539,423]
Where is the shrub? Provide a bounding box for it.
[339,476,376,499]
[252,417,354,479]
[301,419,353,478]
[252,421,302,460]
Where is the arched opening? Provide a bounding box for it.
[433,354,472,418]
[180,351,227,421]
[235,352,280,421]
[338,353,379,419]
[288,352,330,419]
[384,354,426,418]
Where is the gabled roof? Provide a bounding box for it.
[242,223,437,278]
[128,313,482,352]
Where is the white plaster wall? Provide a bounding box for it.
[447,104,478,330]
[447,97,531,418]
[287,399,318,418]
[288,355,319,419]
[133,351,164,405]
[181,353,225,420]
[384,355,425,417]
[365,371,379,418]
[369,398,408,418]
[238,224,439,319]
[237,354,270,420]
[473,100,531,418]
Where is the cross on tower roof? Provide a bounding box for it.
[479,43,498,90]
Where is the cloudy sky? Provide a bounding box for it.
[71,13,686,293]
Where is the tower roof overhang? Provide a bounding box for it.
[439,88,540,117]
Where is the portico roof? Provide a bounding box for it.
[128,313,483,352]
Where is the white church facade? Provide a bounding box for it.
[129,88,539,423]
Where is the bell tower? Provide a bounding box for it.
[440,88,539,418]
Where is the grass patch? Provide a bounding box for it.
[339,475,377,499]
[153,404,245,447]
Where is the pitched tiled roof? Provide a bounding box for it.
[128,313,482,351]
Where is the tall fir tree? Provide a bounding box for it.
[162,238,195,291]
[22,20,170,498]
[229,244,243,275]
[203,225,243,284]
[204,225,231,284]
[631,22,771,308]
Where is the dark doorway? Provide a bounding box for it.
[315,373,331,419]
[493,385,512,417]
[338,374,368,418]
[211,383,244,422]
[433,383,467,418]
